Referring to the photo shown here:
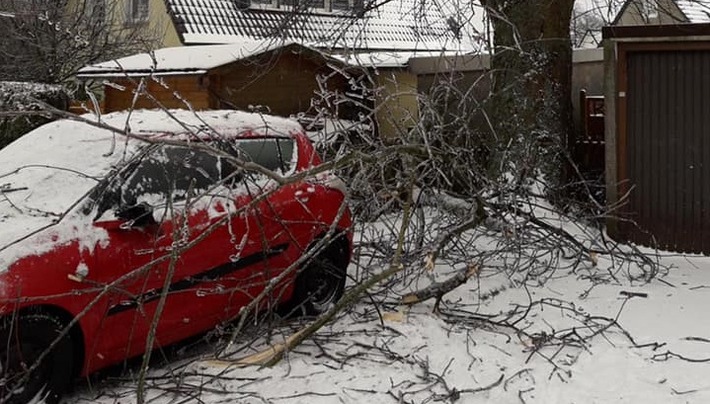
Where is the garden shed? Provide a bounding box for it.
[77,41,365,126]
[604,23,710,254]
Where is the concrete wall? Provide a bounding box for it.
[411,48,604,137]
[375,69,420,138]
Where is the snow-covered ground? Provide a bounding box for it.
[62,225,710,404]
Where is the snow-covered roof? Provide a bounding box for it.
[166,0,457,51]
[78,40,447,79]
[612,0,710,25]
[675,0,710,22]
[334,50,461,68]
[77,41,334,78]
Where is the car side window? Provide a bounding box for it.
[120,145,236,206]
[231,138,295,174]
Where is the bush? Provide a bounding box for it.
[0,81,69,149]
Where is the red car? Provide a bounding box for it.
[0,109,352,403]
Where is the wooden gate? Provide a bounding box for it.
[574,90,605,202]
[618,44,710,253]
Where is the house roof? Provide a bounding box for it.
[334,50,461,68]
[612,0,710,25]
[675,0,710,22]
[165,0,458,51]
[76,41,340,78]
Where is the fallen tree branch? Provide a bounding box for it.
[400,264,480,311]
[227,196,488,367]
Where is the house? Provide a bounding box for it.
[135,0,458,51]
[612,0,710,26]
[75,0,461,138]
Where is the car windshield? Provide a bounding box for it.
[90,137,297,219]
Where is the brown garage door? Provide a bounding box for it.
[623,49,710,253]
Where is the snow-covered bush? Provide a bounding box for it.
[0,81,69,149]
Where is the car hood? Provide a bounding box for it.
[0,208,109,274]
[0,118,131,273]
[0,212,59,270]
[0,161,104,269]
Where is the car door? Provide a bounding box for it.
[229,137,322,305]
[85,143,255,364]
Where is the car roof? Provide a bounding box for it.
[0,109,305,184]
[98,109,304,140]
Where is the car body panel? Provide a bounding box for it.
[0,109,352,377]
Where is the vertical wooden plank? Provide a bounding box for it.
[616,43,630,239]
[650,51,666,249]
[634,52,646,245]
[701,52,710,254]
[625,47,710,254]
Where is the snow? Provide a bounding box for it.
[0,109,304,272]
[676,0,710,23]
[57,205,710,404]
[168,0,461,51]
[335,50,462,68]
[77,40,300,77]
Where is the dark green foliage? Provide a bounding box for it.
[0,81,69,149]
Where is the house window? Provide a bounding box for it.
[641,0,658,20]
[331,0,350,11]
[87,0,106,23]
[126,0,149,24]
[249,0,358,13]
[281,0,326,10]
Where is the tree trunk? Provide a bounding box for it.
[481,0,575,187]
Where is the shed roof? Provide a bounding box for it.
[165,0,458,51]
[602,22,710,38]
[77,41,339,78]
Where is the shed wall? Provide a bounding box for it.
[103,75,210,112]
[208,52,351,119]
[617,46,710,253]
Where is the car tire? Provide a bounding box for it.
[290,250,347,317]
[0,313,74,404]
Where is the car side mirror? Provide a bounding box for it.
[115,202,156,228]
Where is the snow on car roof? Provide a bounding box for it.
[1,109,303,177]
[0,109,304,273]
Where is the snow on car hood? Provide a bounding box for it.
[0,118,133,272]
[0,109,304,272]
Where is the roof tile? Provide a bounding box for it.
[164,0,455,51]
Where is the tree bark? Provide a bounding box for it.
[481,0,575,185]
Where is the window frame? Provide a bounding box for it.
[641,0,658,20]
[86,0,107,24]
[248,0,357,14]
[125,0,149,25]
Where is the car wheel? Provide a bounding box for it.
[291,251,347,316]
[0,313,74,404]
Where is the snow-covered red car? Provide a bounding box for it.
[0,110,352,403]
